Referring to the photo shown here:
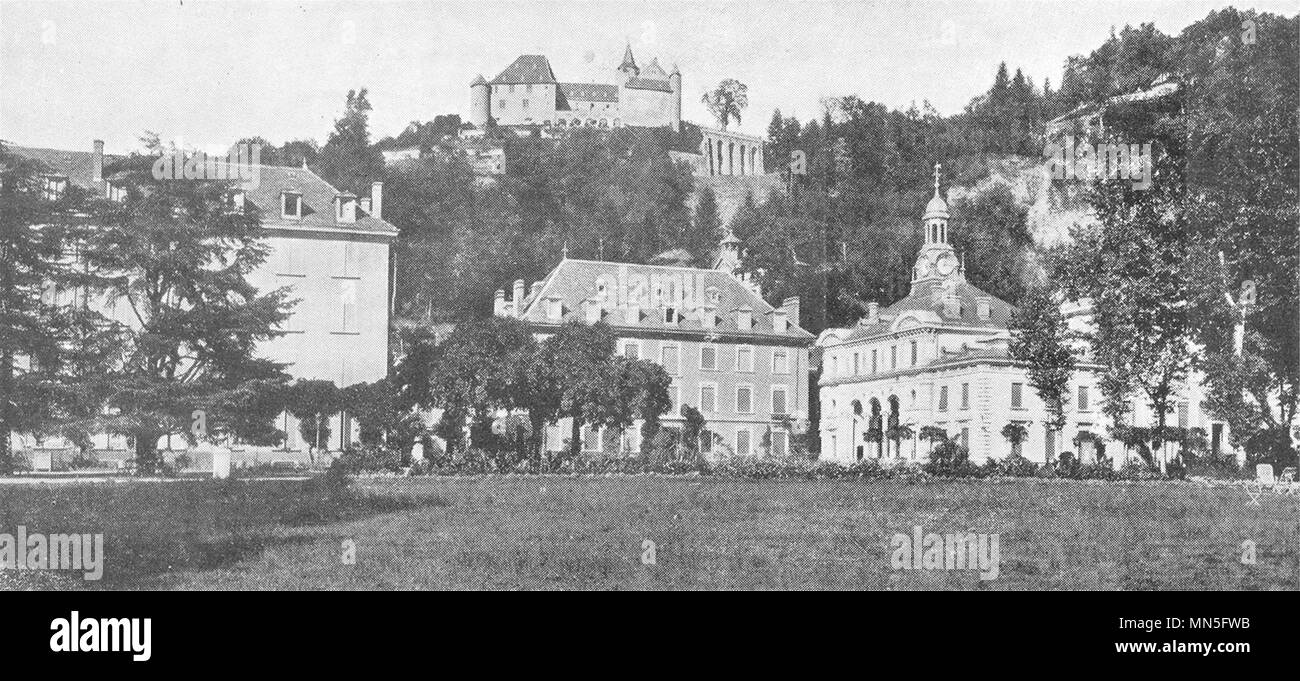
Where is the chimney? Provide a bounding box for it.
[867,302,879,325]
[530,281,544,300]
[494,289,506,316]
[976,296,991,321]
[782,296,800,327]
[513,279,525,316]
[92,139,104,190]
[370,181,383,220]
[773,308,789,333]
[360,197,372,214]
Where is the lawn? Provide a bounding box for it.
[1,474,1296,589]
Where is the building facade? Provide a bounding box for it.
[470,45,682,131]
[494,251,813,459]
[816,168,1234,467]
[6,141,398,456]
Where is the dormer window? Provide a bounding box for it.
[736,306,752,331]
[281,191,302,219]
[664,307,678,325]
[706,287,721,304]
[225,189,245,212]
[546,297,562,322]
[334,192,357,224]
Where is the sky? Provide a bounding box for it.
[2,0,1296,155]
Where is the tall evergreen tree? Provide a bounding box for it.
[317,88,384,195]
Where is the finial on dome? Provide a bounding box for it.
[562,241,570,259]
[933,162,941,197]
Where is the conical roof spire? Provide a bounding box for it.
[924,162,949,219]
[620,42,638,73]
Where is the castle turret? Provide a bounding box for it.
[616,42,639,87]
[469,74,490,127]
[669,62,682,132]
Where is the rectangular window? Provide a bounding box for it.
[736,345,754,372]
[339,280,357,333]
[1078,386,1089,411]
[1011,382,1024,409]
[771,431,788,458]
[700,384,717,414]
[871,350,878,373]
[772,349,789,374]
[961,383,970,409]
[1178,402,1189,428]
[939,386,949,411]
[622,341,640,359]
[736,429,752,456]
[772,386,788,416]
[499,100,506,109]
[700,345,717,370]
[960,427,970,449]
[853,353,861,375]
[911,341,918,366]
[890,345,897,369]
[522,99,529,109]
[661,344,679,375]
[736,386,753,414]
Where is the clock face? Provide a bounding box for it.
[936,254,956,276]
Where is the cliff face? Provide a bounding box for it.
[947,156,1097,250]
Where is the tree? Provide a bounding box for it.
[418,316,536,453]
[1000,422,1029,458]
[73,140,293,473]
[680,404,707,461]
[341,378,424,453]
[0,144,109,472]
[687,185,722,264]
[701,79,749,131]
[1008,284,1076,459]
[316,88,384,196]
[286,380,341,462]
[919,425,948,455]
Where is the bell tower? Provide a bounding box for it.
[911,163,963,290]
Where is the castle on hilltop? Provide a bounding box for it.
[470,45,682,131]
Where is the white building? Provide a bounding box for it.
[816,167,1235,467]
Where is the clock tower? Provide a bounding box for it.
[911,163,964,291]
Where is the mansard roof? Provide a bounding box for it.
[490,55,558,85]
[841,278,1016,342]
[514,258,814,342]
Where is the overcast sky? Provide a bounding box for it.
[2,0,1295,154]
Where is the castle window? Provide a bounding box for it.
[736,385,754,414]
[499,100,506,109]
[910,341,918,366]
[1011,383,1024,409]
[736,345,754,372]
[700,345,717,371]
[522,99,528,109]
[509,84,515,93]
[939,386,949,411]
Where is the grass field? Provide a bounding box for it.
[1,474,1296,590]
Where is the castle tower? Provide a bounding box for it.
[469,74,490,127]
[911,163,963,291]
[616,42,639,88]
[669,63,682,132]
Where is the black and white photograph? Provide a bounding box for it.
[0,0,1297,648]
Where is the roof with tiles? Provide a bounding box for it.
[513,258,814,342]
[626,76,673,93]
[236,164,398,235]
[559,82,619,103]
[490,55,558,85]
[842,278,1016,342]
[9,144,397,236]
[6,145,125,190]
